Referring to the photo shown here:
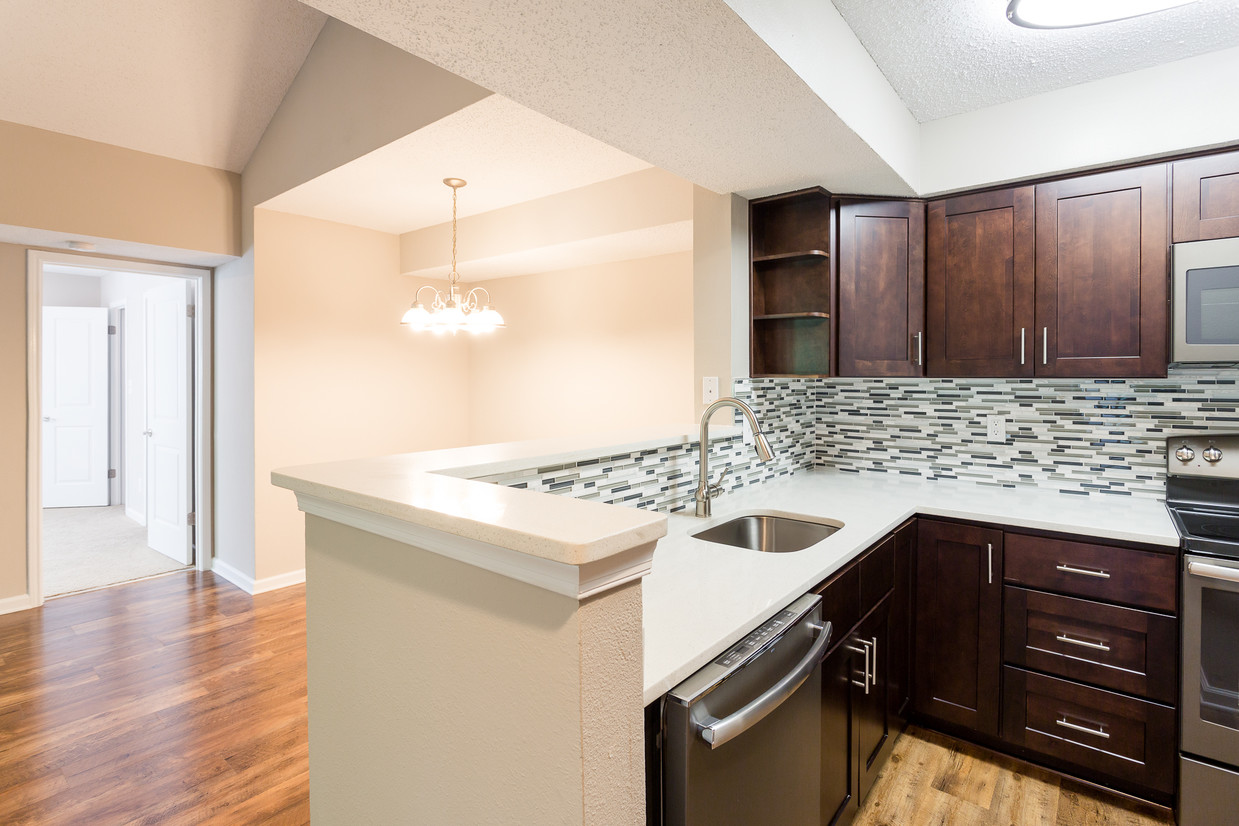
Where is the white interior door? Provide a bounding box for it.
[42,307,110,508]
[145,281,192,565]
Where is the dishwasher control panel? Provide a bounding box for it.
[714,608,796,668]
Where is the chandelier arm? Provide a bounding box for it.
[413,284,439,305]
[464,286,492,312]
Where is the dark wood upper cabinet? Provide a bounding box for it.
[750,188,833,377]
[914,519,1003,738]
[1173,150,1239,242]
[926,187,1035,377]
[836,199,926,377]
[1034,165,1169,378]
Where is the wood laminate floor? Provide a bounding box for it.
[0,571,308,825]
[0,572,1179,825]
[855,726,1176,826]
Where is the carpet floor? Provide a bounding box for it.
[42,505,189,597]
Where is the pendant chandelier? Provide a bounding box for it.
[401,178,505,334]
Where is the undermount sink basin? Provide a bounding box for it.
[692,513,843,553]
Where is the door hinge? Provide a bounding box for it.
[186,305,196,318]
[108,325,117,335]
[108,469,117,479]
[187,512,196,526]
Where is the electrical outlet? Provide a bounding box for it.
[986,415,1007,442]
[702,376,719,405]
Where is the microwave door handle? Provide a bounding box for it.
[696,621,832,749]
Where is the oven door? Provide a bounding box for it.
[1183,554,1239,764]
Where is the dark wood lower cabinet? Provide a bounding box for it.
[1002,666,1176,800]
[913,520,1003,736]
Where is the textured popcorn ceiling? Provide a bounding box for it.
[831,0,1239,122]
[297,0,919,198]
[0,0,326,171]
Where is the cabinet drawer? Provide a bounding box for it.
[815,561,860,648]
[1003,533,1176,612]
[1002,667,1175,796]
[1004,587,1177,703]
[860,535,894,615]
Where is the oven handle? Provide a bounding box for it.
[697,620,832,749]
[1186,559,1239,585]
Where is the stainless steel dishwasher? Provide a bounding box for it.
[662,593,831,826]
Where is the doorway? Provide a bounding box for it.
[27,252,213,601]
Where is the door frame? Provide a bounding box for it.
[26,250,214,606]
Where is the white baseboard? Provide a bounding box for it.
[0,592,37,616]
[210,559,305,595]
[125,505,146,526]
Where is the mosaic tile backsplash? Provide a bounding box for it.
[482,368,1238,511]
[475,379,818,514]
[809,367,1239,499]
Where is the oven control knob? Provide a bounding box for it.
[1204,445,1223,464]
[1176,445,1195,462]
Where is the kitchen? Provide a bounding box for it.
[4,0,1239,824]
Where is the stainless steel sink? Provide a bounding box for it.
[692,513,842,553]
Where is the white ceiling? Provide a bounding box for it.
[261,95,653,234]
[830,0,1239,122]
[0,0,326,172]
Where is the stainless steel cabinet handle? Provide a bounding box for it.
[1187,559,1239,584]
[870,636,878,689]
[1056,717,1110,739]
[697,620,832,749]
[987,543,994,585]
[914,331,923,367]
[1056,563,1110,579]
[850,640,872,694]
[1042,327,1048,365]
[1020,328,1026,366]
[42,416,53,422]
[143,429,153,437]
[1056,633,1111,652]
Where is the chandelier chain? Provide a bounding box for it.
[450,185,458,287]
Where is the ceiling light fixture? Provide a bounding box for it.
[401,178,505,334]
[1006,0,1197,28]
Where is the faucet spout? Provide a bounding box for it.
[695,397,775,518]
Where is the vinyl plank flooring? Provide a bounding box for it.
[855,727,1175,826]
[0,570,309,825]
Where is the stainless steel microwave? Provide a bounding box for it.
[1174,237,1239,362]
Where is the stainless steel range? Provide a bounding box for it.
[1168,433,1239,825]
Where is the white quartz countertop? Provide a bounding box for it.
[641,470,1179,705]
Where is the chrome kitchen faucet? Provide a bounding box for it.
[695,397,774,518]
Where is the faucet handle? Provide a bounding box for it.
[708,466,731,499]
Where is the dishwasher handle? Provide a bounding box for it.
[697,620,832,749]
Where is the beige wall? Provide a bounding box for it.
[466,251,695,444]
[692,187,749,416]
[218,19,492,587]
[253,209,471,580]
[0,120,239,256]
[0,242,28,601]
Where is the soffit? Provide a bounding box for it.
[831,0,1239,122]
[259,95,653,234]
[0,0,326,172]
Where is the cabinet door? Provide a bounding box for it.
[1034,165,1169,377]
[854,598,892,807]
[821,639,857,826]
[926,188,1035,377]
[1173,150,1239,242]
[914,520,1003,737]
[837,200,926,377]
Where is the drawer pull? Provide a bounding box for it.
[1056,717,1110,739]
[1055,563,1110,579]
[1056,633,1110,652]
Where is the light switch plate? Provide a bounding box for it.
[702,376,719,405]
